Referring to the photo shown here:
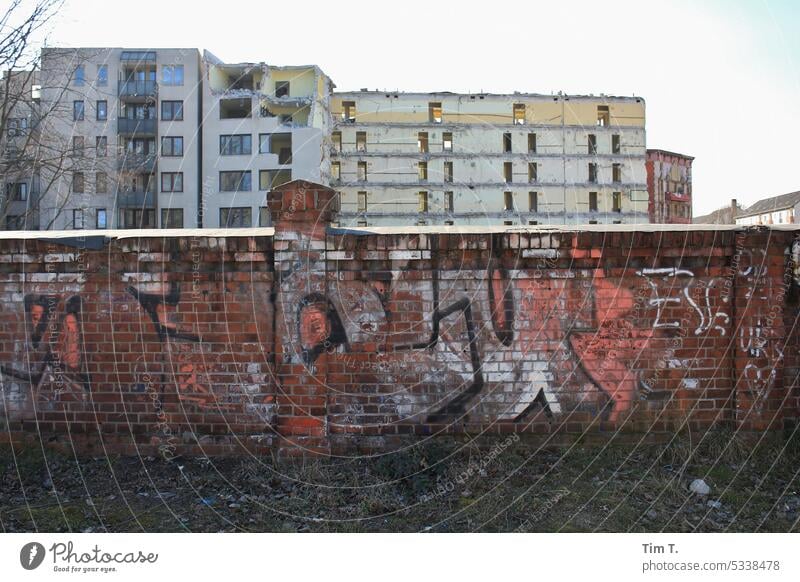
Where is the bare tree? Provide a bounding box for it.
[0,0,93,230]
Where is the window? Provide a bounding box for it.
[357,161,367,181]
[73,100,85,121]
[96,65,108,86]
[588,134,597,155]
[120,209,155,229]
[528,133,537,153]
[96,136,107,157]
[612,134,620,154]
[444,161,453,183]
[6,215,25,229]
[356,131,367,152]
[331,161,341,182]
[597,105,610,126]
[161,100,184,121]
[73,65,85,86]
[429,102,442,123]
[161,209,184,228]
[96,100,107,121]
[6,117,28,137]
[220,134,252,156]
[220,98,251,119]
[95,172,107,194]
[72,136,84,155]
[442,132,453,152]
[258,169,291,190]
[220,207,252,228]
[72,172,84,193]
[503,132,512,153]
[259,207,270,227]
[162,136,184,157]
[503,220,514,226]
[612,163,622,183]
[418,132,429,153]
[357,191,367,213]
[529,191,538,213]
[418,191,429,213]
[72,209,84,229]
[444,191,454,212]
[588,163,598,183]
[504,191,514,211]
[445,220,454,226]
[96,209,107,229]
[332,131,342,151]
[161,172,183,192]
[504,162,513,183]
[529,220,538,225]
[513,103,525,125]
[275,81,290,97]
[612,191,622,212]
[528,162,537,183]
[342,101,356,122]
[6,182,27,201]
[270,133,292,164]
[589,191,598,212]
[418,161,428,181]
[162,65,184,86]
[589,220,598,225]
[219,170,251,192]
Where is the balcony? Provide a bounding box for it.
[117,152,156,173]
[117,189,156,208]
[118,79,158,100]
[117,117,156,136]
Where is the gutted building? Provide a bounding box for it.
[329,91,648,226]
[646,149,693,224]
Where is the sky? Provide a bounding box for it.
[23,0,800,215]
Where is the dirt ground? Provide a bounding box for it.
[1,428,799,533]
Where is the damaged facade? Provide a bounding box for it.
[330,92,649,226]
[4,47,651,229]
[646,149,693,224]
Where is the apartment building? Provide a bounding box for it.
[200,51,332,228]
[6,47,332,230]
[646,149,693,224]
[329,91,648,226]
[735,191,800,226]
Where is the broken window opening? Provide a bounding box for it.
[418,132,429,153]
[597,105,610,127]
[612,134,621,154]
[612,191,622,212]
[442,132,453,152]
[444,161,453,183]
[331,131,342,152]
[588,134,597,155]
[331,161,341,182]
[358,161,367,181]
[529,191,538,213]
[444,191,454,212]
[418,191,429,213]
[275,81,290,98]
[356,131,367,152]
[504,162,513,183]
[259,169,292,190]
[342,101,356,123]
[528,162,537,183]
[503,132,512,153]
[504,191,514,211]
[588,162,598,183]
[513,103,526,125]
[528,133,536,153]
[418,161,428,181]
[220,97,252,119]
[612,163,622,183]
[429,102,442,124]
[589,191,598,212]
[358,191,368,213]
[269,133,292,164]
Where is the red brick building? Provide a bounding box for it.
[646,149,694,223]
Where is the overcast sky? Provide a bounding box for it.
[31,0,800,215]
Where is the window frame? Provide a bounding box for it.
[161,172,184,193]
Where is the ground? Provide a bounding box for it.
[1,428,799,533]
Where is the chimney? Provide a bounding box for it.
[730,198,738,224]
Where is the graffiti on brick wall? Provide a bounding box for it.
[0,294,90,402]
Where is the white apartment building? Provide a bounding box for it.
[11,47,332,230]
[329,91,648,226]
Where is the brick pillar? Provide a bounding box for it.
[268,180,338,457]
[732,229,790,430]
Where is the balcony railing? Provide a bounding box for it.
[117,117,157,135]
[117,152,157,173]
[117,189,156,208]
[118,79,157,99]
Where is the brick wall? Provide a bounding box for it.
[1,180,798,458]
